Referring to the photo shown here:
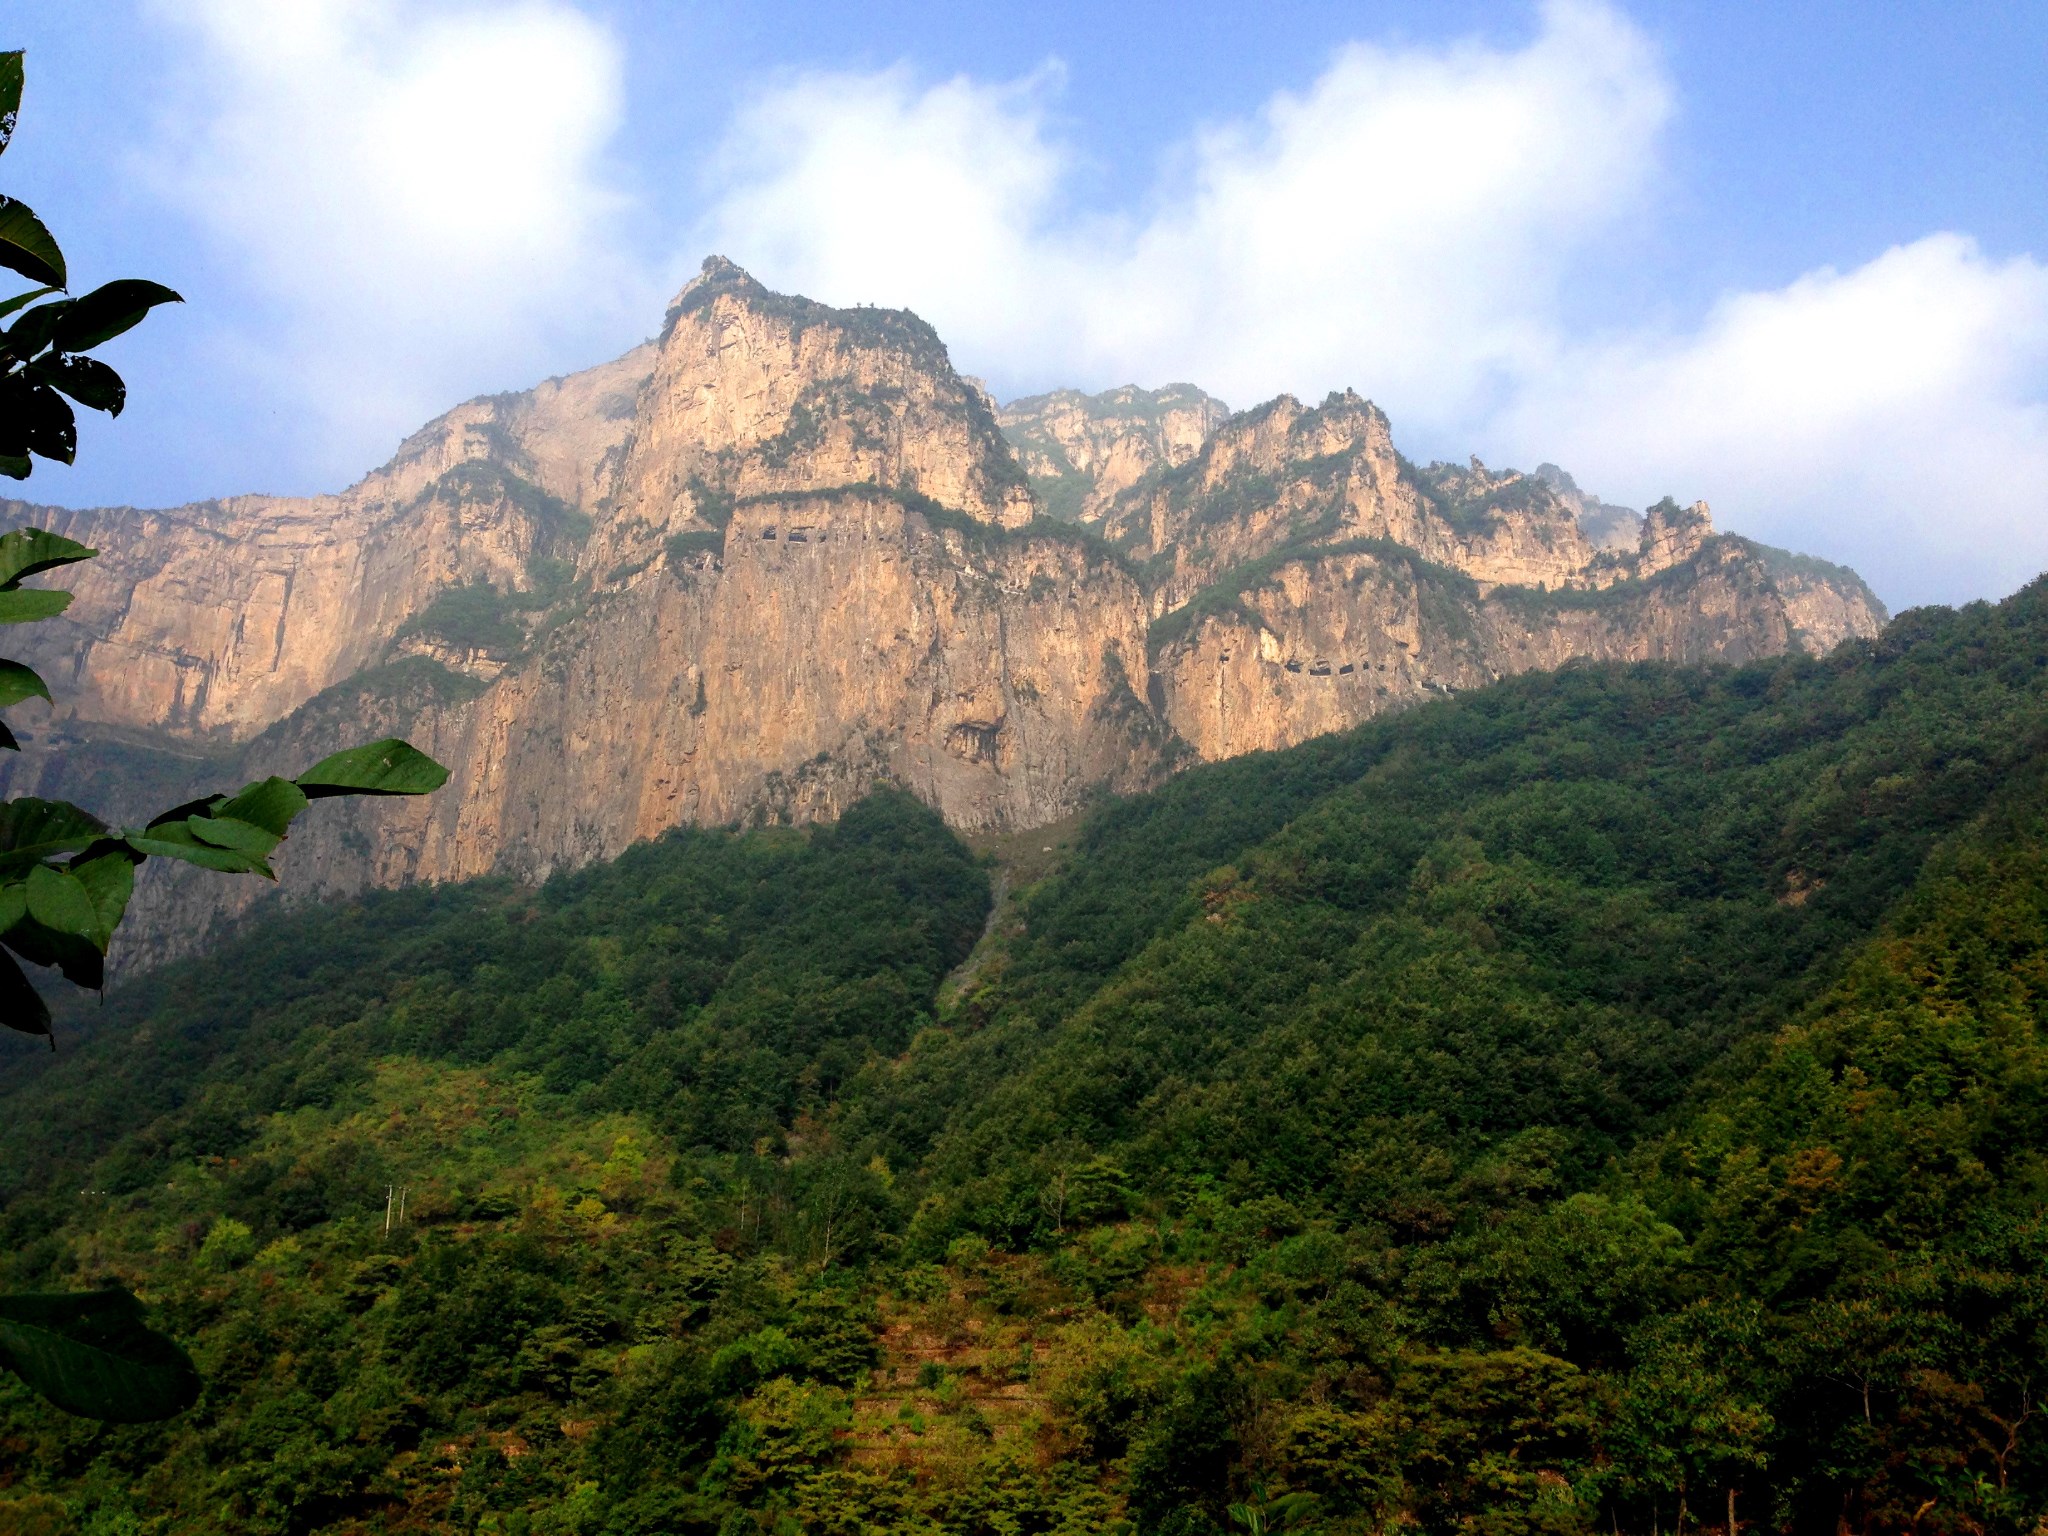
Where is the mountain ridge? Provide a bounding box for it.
[0,256,1886,968]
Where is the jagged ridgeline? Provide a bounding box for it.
[0,256,1883,969]
[2,582,2045,1534]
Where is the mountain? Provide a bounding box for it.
[0,257,1884,966]
[2,581,2042,1535]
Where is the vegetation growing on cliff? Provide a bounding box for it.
[409,460,594,556]
[398,580,530,654]
[998,384,1230,522]
[1409,458,1564,536]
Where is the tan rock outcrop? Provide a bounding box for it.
[999,384,1230,521]
[1154,538,1846,761]
[595,258,1035,576]
[400,490,1160,883]
[3,345,653,739]
[1090,394,1629,616]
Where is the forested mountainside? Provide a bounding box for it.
[1,580,2041,1536]
[0,258,1882,972]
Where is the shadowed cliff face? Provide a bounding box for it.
[0,257,1887,968]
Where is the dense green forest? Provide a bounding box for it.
[2,582,2047,1536]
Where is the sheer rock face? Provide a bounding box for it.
[1088,393,1712,615]
[1154,539,1835,762]
[376,490,1161,889]
[0,258,1889,967]
[2,344,653,740]
[13,491,1167,972]
[999,384,1231,522]
[595,258,1035,575]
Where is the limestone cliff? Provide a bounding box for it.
[1088,392,1726,616]
[999,384,1230,522]
[594,257,1035,576]
[0,258,1888,969]
[3,344,653,740]
[1152,537,1853,762]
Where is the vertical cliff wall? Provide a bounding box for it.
[999,384,1231,522]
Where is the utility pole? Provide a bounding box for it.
[384,1185,394,1235]
[398,1187,408,1226]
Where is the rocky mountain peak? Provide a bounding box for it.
[598,260,1035,574]
[999,382,1231,520]
[1641,496,1715,573]
[672,251,755,301]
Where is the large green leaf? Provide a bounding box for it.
[32,353,125,415]
[4,912,103,990]
[143,793,226,831]
[0,657,49,707]
[25,863,97,943]
[0,588,69,624]
[0,1291,201,1422]
[186,814,279,859]
[0,796,107,877]
[68,850,134,948]
[52,279,182,352]
[7,868,107,988]
[22,384,74,464]
[0,525,94,589]
[0,52,22,160]
[215,775,309,838]
[0,285,56,323]
[0,942,46,1037]
[297,738,451,798]
[0,196,63,289]
[0,588,69,623]
[0,380,23,467]
[124,821,273,878]
[2,295,67,361]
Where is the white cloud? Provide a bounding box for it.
[701,0,1669,424]
[1496,235,2048,607]
[146,0,655,483]
[698,0,2048,607]
[707,64,1073,345]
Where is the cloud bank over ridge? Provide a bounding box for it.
[705,3,1667,428]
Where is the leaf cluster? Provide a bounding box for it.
[0,53,181,481]
[0,51,453,1434]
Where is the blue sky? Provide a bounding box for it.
[6,1,2046,608]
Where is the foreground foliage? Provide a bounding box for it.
[2,584,2047,1533]
[0,48,449,1426]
